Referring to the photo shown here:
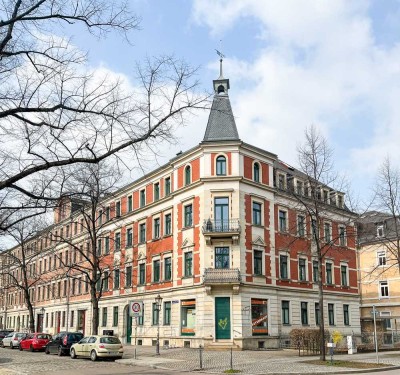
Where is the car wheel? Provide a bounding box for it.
[90,350,97,362]
[29,345,34,352]
[45,347,50,355]
[10,342,13,349]
[57,346,63,356]
[70,348,77,359]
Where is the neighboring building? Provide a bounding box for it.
[0,64,360,349]
[357,211,400,346]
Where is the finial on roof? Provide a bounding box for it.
[215,47,225,79]
[213,44,230,96]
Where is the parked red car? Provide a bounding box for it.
[19,333,52,352]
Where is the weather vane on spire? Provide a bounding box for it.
[215,39,225,78]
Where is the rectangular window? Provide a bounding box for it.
[115,232,121,252]
[328,303,335,325]
[339,226,346,246]
[381,312,392,329]
[165,177,171,196]
[184,252,193,277]
[377,251,386,266]
[343,304,350,326]
[163,301,171,325]
[324,223,331,242]
[154,183,160,201]
[313,260,319,282]
[164,257,172,281]
[326,262,333,284]
[280,254,288,279]
[70,311,74,328]
[380,280,389,297]
[139,223,146,243]
[104,237,110,255]
[184,204,193,227]
[114,269,120,289]
[278,174,285,189]
[297,215,305,237]
[153,260,160,282]
[311,219,317,239]
[152,303,159,325]
[315,303,320,325]
[126,228,133,248]
[215,247,229,269]
[140,189,145,207]
[139,263,145,285]
[102,307,108,327]
[127,195,133,212]
[377,224,384,237]
[251,299,268,335]
[253,250,263,275]
[165,213,172,235]
[154,218,160,239]
[106,207,110,221]
[296,180,303,195]
[113,306,118,327]
[341,265,348,286]
[298,258,307,281]
[282,301,290,325]
[279,210,287,232]
[116,201,121,217]
[125,266,132,287]
[301,302,308,325]
[252,202,262,225]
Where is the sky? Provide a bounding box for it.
[67,0,400,205]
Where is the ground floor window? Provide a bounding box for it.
[181,300,196,336]
[251,299,268,336]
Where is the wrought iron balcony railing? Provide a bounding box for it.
[202,219,240,234]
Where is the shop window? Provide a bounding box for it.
[181,300,196,336]
[251,299,268,335]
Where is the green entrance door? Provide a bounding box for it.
[215,297,231,339]
[126,308,132,344]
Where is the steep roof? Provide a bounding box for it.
[202,94,240,142]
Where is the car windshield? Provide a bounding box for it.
[100,337,121,344]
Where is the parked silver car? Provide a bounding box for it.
[1,332,27,349]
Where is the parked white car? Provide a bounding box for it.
[70,335,123,361]
[1,332,27,349]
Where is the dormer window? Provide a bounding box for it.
[337,194,343,208]
[278,174,286,190]
[216,156,226,176]
[377,224,384,238]
[323,190,329,204]
[296,180,304,195]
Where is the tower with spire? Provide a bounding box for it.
[202,52,240,143]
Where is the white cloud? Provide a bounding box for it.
[192,0,400,200]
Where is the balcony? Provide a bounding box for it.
[202,219,241,245]
[203,268,241,295]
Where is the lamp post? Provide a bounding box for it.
[155,294,163,355]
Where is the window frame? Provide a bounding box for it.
[140,189,146,208]
[216,155,227,176]
[153,259,160,283]
[164,257,172,281]
[253,162,260,183]
[126,227,133,248]
[281,300,290,325]
[343,304,350,326]
[278,209,287,232]
[377,250,387,266]
[298,258,307,281]
[340,264,348,287]
[301,302,308,325]
[252,201,262,226]
[184,204,193,228]
[253,250,263,275]
[165,213,172,235]
[139,223,146,244]
[328,303,335,326]
[163,301,171,326]
[184,165,191,186]
[184,251,193,277]
[379,280,389,298]
[154,182,160,201]
[165,177,171,196]
[325,261,333,285]
[153,217,160,239]
[138,263,146,285]
[297,215,306,237]
[279,253,289,279]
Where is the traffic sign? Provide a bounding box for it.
[129,301,143,317]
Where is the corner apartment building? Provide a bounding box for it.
[358,211,400,345]
[0,67,360,349]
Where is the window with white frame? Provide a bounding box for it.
[379,280,389,298]
[298,258,307,281]
[326,262,333,284]
[279,210,287,232]
[252,201,262,226]
[381,311,392,329]
[296,180,304,196]
[340,264,348,286]
[253,162,260,183]
[277,173,286,189]
[279,254,289,279]
[377,224,384,238]
[377,250,387,266]
[324,222,331,243]
[297,215,306,237]
[339,226,346,246]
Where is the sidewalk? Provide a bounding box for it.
[117,346,400,374]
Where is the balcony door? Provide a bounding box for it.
[214,197,229,231]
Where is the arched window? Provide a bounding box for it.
[253,163,260,182]
[185,165,191,186]
[216,155,226,176]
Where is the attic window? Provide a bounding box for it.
[217,84,225,94]
[377,225,384,238]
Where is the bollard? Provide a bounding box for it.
[199,345,203,370]
[230,347,233,370]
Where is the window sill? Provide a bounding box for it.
[163,234,173,238]
[182,275,194,279]
[152,237,161,242]
[279,278,291,282]
[182,226,194,231]
[252,224,263,228]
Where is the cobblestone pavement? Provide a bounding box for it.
[0,347,126,375]
[121,346,400,374]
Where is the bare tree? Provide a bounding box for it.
[287,125,356,360]
[0,215,47,332]
[0,0,208,236]
[50,162,127,335]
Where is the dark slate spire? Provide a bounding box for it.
[202,53,240,143]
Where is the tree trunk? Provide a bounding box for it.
[25,289,35,333]
[90,284,99,335]
[318,253,326,361]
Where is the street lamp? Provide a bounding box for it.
[40,307,45,332]
[155,294,163,355]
